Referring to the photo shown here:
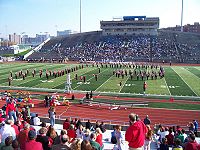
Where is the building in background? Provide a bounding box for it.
[22,33,50,45]
[161,22,200,34]
[100,16,159,36]
[57,30,72,36]
[9,33,21,44]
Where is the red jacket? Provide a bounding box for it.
[12,124,20,136]
[125,121,147,148]
[67,129,76,143]
[18,129,30,150]
[6,102,16,115]
[63,122,70,130]
[185,141,200,150]
[24,139,43,150]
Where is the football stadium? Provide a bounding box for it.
[0,1,200,150]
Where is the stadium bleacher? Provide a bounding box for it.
[26,31,200,64]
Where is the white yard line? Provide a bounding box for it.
[118,76,129,93]
[172,67,198,96]
[95,74,115,92]
[163,76,171,95]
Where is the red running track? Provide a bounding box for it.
[1,99,199,128]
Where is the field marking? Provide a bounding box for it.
[73,68,108,90]
[163,77,171,95]
[172,67,198,96]
[94,74,115,92]
[119,76,129,93]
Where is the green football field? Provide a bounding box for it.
[0,63,200,98]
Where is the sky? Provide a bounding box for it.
[0,0,200,38]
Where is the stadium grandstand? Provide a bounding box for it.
[26,30,200,64]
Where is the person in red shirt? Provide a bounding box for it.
[63,118,70,130]
[67,124,76,143]
[17,123,30,150]
[143,81,147,95]
[24,130,43,150]
[125,113,148,150]
[185,133,200,150]
[96,128,103,149]
[10,120,20,137]
[6,99,17,122]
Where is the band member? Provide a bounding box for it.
[95,74,98,81]
[8,76,12,86]
[22,73,25,80]
[75,74,78,80]
[143,81,147,95]
[83,76,86,83]
[15,73,18,79]
[119,81,122,86]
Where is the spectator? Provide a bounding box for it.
[76,124,84,139]
[36,127,50,150]
[144,125,153,150]
[70,138,82,150]
[188,122,195,133]
[83,129,91,141]
[175,130,184,144]
[6,99,17,122]
[51,134,71,150]
[48,107,56,127]
[111,125,117,144]
[46,125,58,146]
[193,120,199,137]
[53,129,67,145]
[81,139,93,150]
[67,124,76,143]
[10,120,19,137]
[12,139,20,150]
[63,118,70,130]
[160,137,169,150]
[115,125,124,150]
[17,123,30,150]
[172,138,183,150]
[181,129,187,142]
[125,113,147,149]
[184,133,200,150]
[99,121,106,133]
[166,127,174,147]
[1,136,13,150]
[96,128,103,149]
[0,119,16,143]
[95,121,100,129]
[143,115,151,125]
[33,114,41,126]
[86,119,92,130]
[24,130,43,150]
[90,133,101,150]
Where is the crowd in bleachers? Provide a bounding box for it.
[26,31,200,64]
[0,91,200,150]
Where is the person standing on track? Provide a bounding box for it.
[48,107,56,127]
[143,81,147,95]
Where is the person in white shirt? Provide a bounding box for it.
[0,119,16,143]
[33,114,41,126]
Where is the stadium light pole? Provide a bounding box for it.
[80,0,82,33]
[181,0,183,32]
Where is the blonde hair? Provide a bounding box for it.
[96,128,102,135]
